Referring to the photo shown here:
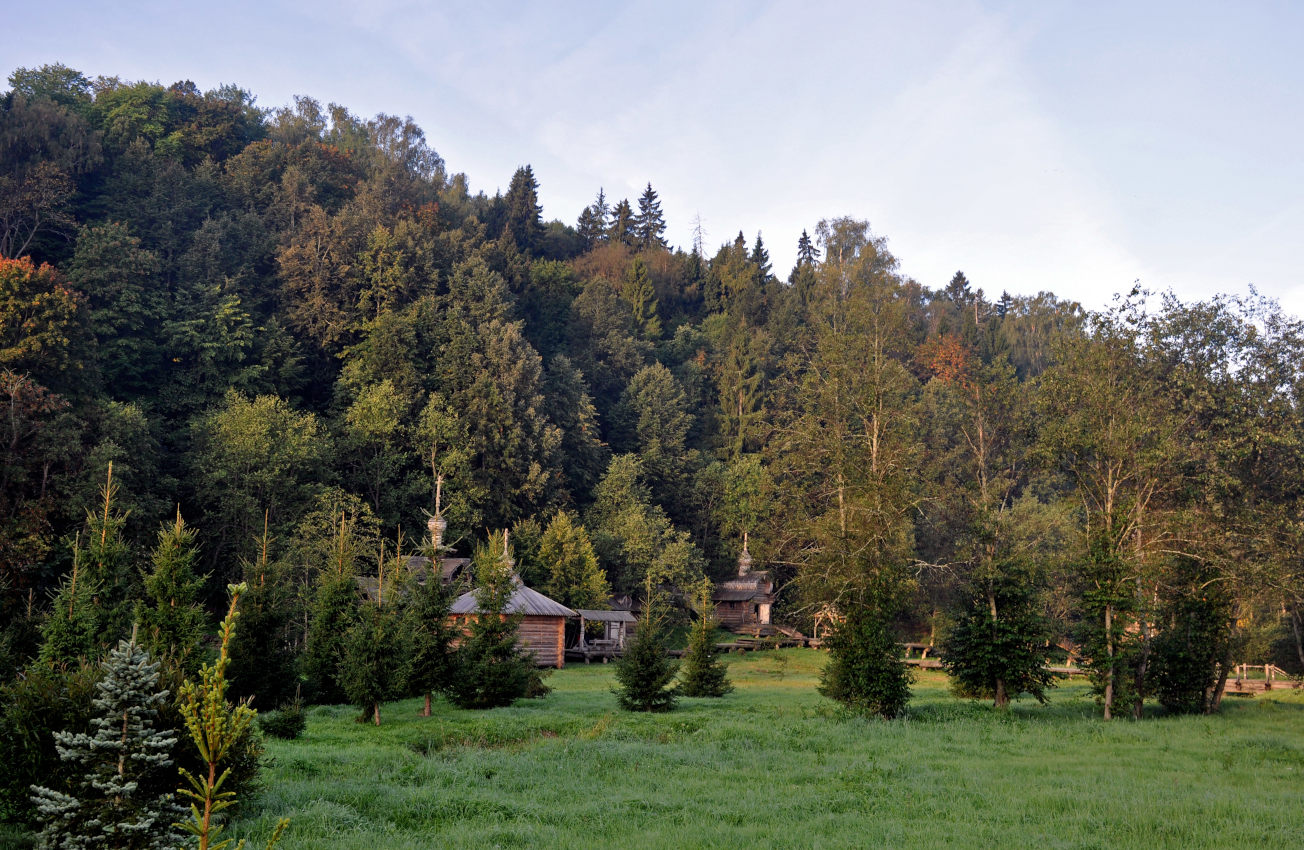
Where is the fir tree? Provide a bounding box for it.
[634,182,667,249]
[537,511,610,611]
[31,628,184,850]
[622,257,661,339]
[446,532,544,709]
[749,232,772,281]
[678,582,731,698]
[576,188,609,250]
[503,164,542,254]
[39,537,101,665]
[136,511,209,676]
[613,577,678,712]
[226,517,297,709]
[819,602,912,719]
[339,542,406,725]
[83,462,138,652]
[795,228,819,267]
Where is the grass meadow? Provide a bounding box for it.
[223,649,1304,849]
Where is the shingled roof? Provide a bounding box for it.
[448,575,576,618]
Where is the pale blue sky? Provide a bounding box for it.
[8,1,1302,313]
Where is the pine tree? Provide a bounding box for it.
[634,183,667,249]
[678,583,731,698]
[613,577,678,712]
[446,532,544,709]
[137,511,208,675]
[31,629,184,850]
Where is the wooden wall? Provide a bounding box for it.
[449,614,566,668]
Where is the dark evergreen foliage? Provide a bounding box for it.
[613,590,679,712]
[678,613,732,698]
[818,604,912,719]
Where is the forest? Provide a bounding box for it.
[3,62,1304,841]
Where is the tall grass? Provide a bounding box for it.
[228,650,1304,849]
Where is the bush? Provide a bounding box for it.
[258,700,307,740]
[940,581,1055,708]
[818,603,912,719]
[0,663,100,826]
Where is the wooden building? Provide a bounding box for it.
[713,536,775,630]
[448,576,576,669]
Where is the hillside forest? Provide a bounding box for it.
[3,63,1304,731]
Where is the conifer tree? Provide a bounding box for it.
[538,511,609,611]
[503,164,542,254]
[301,512,364,704]
[818,600,911,719]
[446,531,543,709]
[31,628,184,850]
[83,462,137,651]
[339,541,406,725]
[613,576,678,712]
[622,257,661,339]
[576,188,609,250]
[678,582,731,698]
[39,537,101,665]
[749,232,772,281]
[137,510,208,675]
[226,516,297,709]
[634,182,667,249]
[403,570,456,717]
[609,199,635,247]
[176,584,288,850]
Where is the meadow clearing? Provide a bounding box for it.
[226,649,1304,849]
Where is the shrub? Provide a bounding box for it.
[818,603,912,719]
[258,700,307,741]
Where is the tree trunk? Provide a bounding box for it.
[994,678,1009,709]
[372,702,381,726]
[1290,606,1304,670]
[1103,602,1115,720]
[422,692,432,717]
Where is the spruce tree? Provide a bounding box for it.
[39,538,101,665]
[136,511,208,675]
[678,583,731,698]
[613,578,678,712]
[609,199,635,246]
[226,520,297,709]
[339,543,406,725]
[30,629,184,850]
[446,532,543,709]
[634,182,667,249]
[818,602,912,719]
[402,565,456,717]
[301,513,364,705]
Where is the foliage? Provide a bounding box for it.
[401,567,457,716]
[537,511,609,611]
[137,512,209,675]
[445,534,546,709]
[30,631,183,850]
[339,597,406,725]
[613,583,679,712]
[0,662,100,826]
[176,584,288,850]
[941,578,1055,707]
[1149,559,1234,715]
[818,602,912,719]
[255,701,305,741]
[678,586,732,698]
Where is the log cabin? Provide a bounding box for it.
[448,576,576,669]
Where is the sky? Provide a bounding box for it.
[7,0,1302,314]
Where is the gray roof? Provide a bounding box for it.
[449,576,576,618]
[574,609,636,623]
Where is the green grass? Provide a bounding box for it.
[222,649,1303,849]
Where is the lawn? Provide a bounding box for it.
[224,650,1304,849]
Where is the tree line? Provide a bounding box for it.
[2,60,1302,742]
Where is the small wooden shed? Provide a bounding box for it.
[448,577,576,669]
